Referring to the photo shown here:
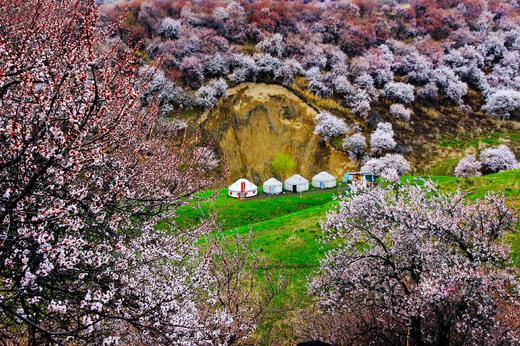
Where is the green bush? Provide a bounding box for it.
[271,153,296,179]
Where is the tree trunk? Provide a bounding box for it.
[410,316,424,346]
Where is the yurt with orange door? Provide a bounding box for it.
[228,178,258,198]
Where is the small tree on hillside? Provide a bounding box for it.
[370,122,396,154]
[390,103,412,121]
[480,145,519,173]
[314,112,349,142]
[482,89,520,119]
[361,153,410,177]
[271,153,296,179]
[342,133,367,161]
[383,82,415,104]
[454,154,482,178]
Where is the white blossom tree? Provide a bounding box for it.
[158,17,181,39]
[390,103,412,121]
[370,122,396,154]
[361,153,410,176]
[196,78,228,110]
[256,33,285,58]
[482,89,520,119]
[342,133,367,161]
[434,67,468,104]
[480,145,519,173]
[309,183,519,345]
[384,82,415,104]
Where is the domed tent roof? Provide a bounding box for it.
[263,177,282,187]
[229,178,257,192]
[312,171,336,182]
[284,174,308,185]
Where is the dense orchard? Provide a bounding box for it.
[100,0,520,121]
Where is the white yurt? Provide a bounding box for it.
[228,178,258,198]
[312,171,336,189]
[263,178,283,195]
[284,174,309,193]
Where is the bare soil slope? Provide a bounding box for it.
[200,83,350,182]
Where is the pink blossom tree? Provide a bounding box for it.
[309,183,519,345]
[0,1,244,344]
[454,154,482,178]
[314,112,349,142]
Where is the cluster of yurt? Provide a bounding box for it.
[228,171,339,198]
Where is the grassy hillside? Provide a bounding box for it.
[173,170,519,344]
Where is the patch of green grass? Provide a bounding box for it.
[439,130,520,149]
[175,187,338,231]
[420,157,461,176]
[403,169,520,205]
[223,202,337,342]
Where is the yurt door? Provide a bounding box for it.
[269,186,274,194]
[240,181,246,198]
[320,181,324,189]
[292,185,297,193]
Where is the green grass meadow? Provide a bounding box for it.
[173,170,519,343]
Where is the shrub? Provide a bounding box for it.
[454,154,482,178]
[389,103,412,121]
[271,153,296,178]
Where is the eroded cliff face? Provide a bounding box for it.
[200,83,351,183]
